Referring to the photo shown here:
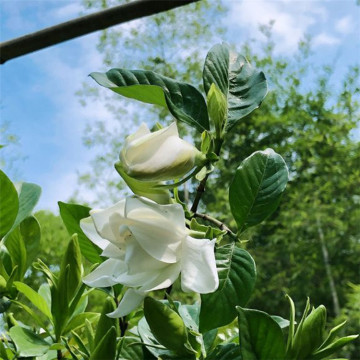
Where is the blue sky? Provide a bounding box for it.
[0,0,359,212]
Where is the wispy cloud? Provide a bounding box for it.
[335,16,354,35]
[312,33,340,47]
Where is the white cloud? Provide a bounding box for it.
[226,0,328,54]
[52,2,83,20]
[312,33,340,47]
[335,16,354,35]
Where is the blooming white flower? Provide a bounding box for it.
[80,196,219,318]
[120,122,206,181]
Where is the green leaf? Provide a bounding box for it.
[119,336,149,360]
[309,335,359,360]
[11,182,41,231]
[272,315,290,329]
[207,83,227,137]
[4,227,26,280]
[13,281,52,319]
[94,297,119,344]
[20,216,41,269]
[91,69,209,132]
[203,43,267,131]
[200,243,256,332]
[89,326,117,360]
[58,201,102,263]
[206,343,241,360]
[237,307,286,360]
[63,312,100,335]
[229,148,289,232]
[9,325,50,357]
[0,170,18,238]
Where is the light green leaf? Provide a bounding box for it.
[91,69,209,132]
[14,281,52,319]
[0,170,18,239]
[119,336,148,360]
[63,312,100,335]
[4,227,26,280]
[9,326,50,357]
[58,202,102,263]
[206,343,241,360]
[11,182,41,231]
[20,216,41,269]
[207,83,227,137]
[229,148,289,233]
[272,315,290,329]
[203,43,267,131]
[237,307,286,360]
[200,243,256,332]
[89,326,117,360]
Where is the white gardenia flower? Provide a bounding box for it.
[120,122,206,181]
[80,196,219,318]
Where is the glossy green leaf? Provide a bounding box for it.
[14,281,52,319]
[206,343,241,360]
[12,182,41,231]
[4,227,26,280]
[63,312,100,335]
[200,243,256,332]
[119,336,149,360]
[20,216,41,269]
[89,326,117,360]
[229,148,289,233]
[203,43,267,131]
[0,170,18,238]
[237,307,286,360]
[58,201,102,263]
[91,69,209,132]
[94,297,119,344]
[9,326,50,357]
[272,315,290,329]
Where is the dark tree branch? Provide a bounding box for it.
[0,0,199,64]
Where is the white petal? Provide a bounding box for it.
[126,123,150,142]
[107,289,145,318]
[90,199,130,245]
[101,243,125,260]
[80,217,109,250]
[140,262,181,292]
[181,237,219,294]
[83,259,126,288]
[125,197,185,263]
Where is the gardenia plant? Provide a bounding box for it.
[0,43,357,360]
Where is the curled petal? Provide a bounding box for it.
[181,236,219,294]
[83,259,126,288]
[80,216,109,250]
[107,289,146,318]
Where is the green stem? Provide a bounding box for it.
[190,138,223,213]
[193,213,237,241]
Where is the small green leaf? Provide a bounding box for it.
[63,312,100,335]
[237,307,286,360]
[206,343,241,360]
[91,69,209,132]
[9,326,50,357]
[119,336,149,360]
[229,149,289,232]
[0,170,18,238]
[58,201,102,263]
[94,297,119,344]
[200,243,256,332]
[272,315,290,329]
[203,43,267,131]
[20,216,41,269]
[14,281,52,319]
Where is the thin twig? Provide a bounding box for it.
[193,213,238,241]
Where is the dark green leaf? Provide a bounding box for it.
[203,43,267,131]
[12,182,41,231]
[206,343,241,360]
[63,312,100,335]
[4,227,26,280]
[229,148,289,232]
[119,336,149,360]
[20,216,41,269]
[200,243,256,332]
[0,170,18,238]
[94,297,119,344]
[237,307,286,360]
[58,201,102,263]
[91,69,209,132]
[9,326,50,357]
[89,326,117,360]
